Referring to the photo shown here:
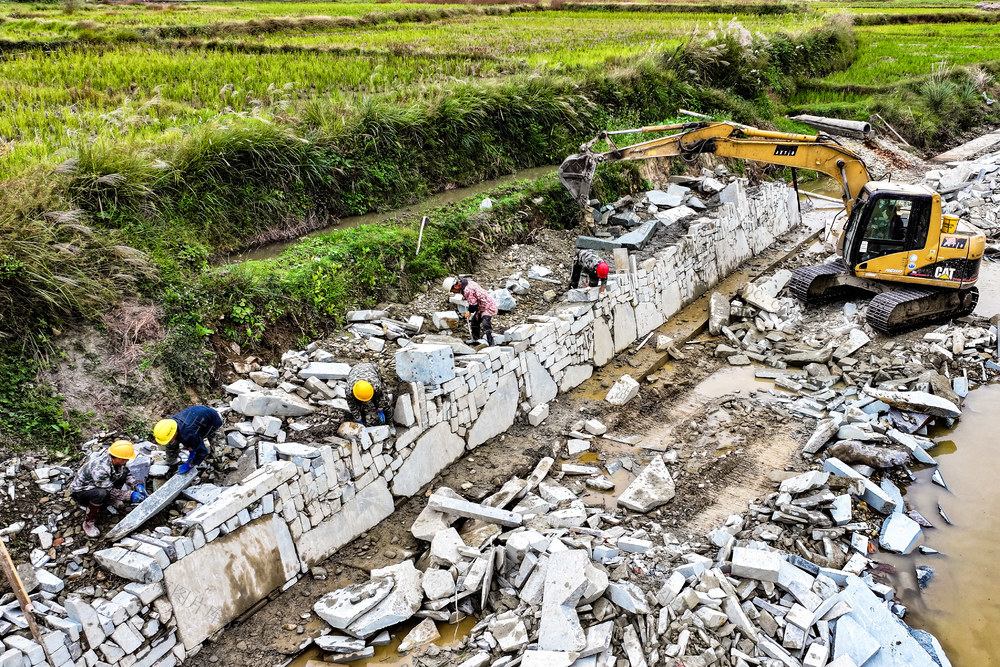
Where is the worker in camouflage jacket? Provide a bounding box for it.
[70,440,147,538]
[346,362,395,427]
[570,249,610,293]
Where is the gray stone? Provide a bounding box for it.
[430,527,465,567]
[526,352,558,408]
[608,581,649,614]
[392,422,465,497]
[225,379,263,396]
[347,561,423,638]
[298,362,351,380]
[490,612,529,653]
[34,568,64,593]
[879,513,922,554]
[823,457,897,514]
[395,344,456,385]
[427,493,522,527]
[605,374,639,405]
[394,393,416,427]
[833,329,871,359]
[833,615,881,665]
[593,318,614,366]
[863,387,960,418]
[831,495,852,526]
[559,364,594,392]
[314,577,395,629]
[94,547,163,583]
[616,221,658,250]
[231,390,313,417]
[315,635,367,653]
[655,205,697,225]
[731,547,781,582]
[64,598,106,649]
[489,289,517,312]
[617,456,675,512]
[538,550,589,651]
[398,618,440,653]
[709,292,731,335]
[780,471,830,495]
[422,569,456,601]
[528,404,549,426]
[576,236,622,251]
[467,372,519,448]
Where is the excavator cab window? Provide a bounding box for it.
[849,194,929,265]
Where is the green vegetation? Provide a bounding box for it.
[0,349,82,453]
[1,0,999,449]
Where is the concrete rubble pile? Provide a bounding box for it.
[308,449,950,667]
[0,179,802,667]
[923,148,1000,235]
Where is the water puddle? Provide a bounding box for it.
[291,616,478,667]
[221,165,555,264]
[871,384,1000,666]
[580,468,636,509]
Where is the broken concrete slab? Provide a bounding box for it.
[398,618,440,653]
[605,375,640,406]
[862,386,960,418]
[526,352,558,408]
[231,390,314,417]
[538,550,589,652]
[731,547,781,582]
[314,577,395,630]
[617,456,675,513]
[297,479,395,566]
[823,457,897,514]
[427,493,522,527]
[347,561,423,638]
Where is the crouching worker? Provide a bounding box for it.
[444,276,498,346]
[570,249,610,293]
[346,362,395,427]
[71,440,147,538]
[154,405,223,475]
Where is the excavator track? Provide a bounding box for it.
[866,287,979,335]
[788,261,859,305]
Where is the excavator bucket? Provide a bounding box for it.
[558,151,598,208]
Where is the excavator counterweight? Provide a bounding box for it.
[560,118,985,334]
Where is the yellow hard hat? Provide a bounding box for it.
[153,419,178,445]
[108,440,136,460]
[353,380,374,402]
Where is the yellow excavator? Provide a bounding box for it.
[558,119,985,334]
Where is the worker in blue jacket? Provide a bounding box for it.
[153,405,223,475]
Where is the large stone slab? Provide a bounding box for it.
[467,372,519,448]
[862,387,960,418]
[346,561,423,638]
[538,550,589,652]
[395,344,455,385]
[836,575,941,666]
[165,515,299,649]
[231,390,314,417]
[314,577,394,630]
[559,364,593,393]
[105,468,198,541]
[526,352,558,408]
[298,362,351,380]
[613,304,637,354]
[296,479,394,566]
[592,317,614,367]
[634,302,664,338]
[617,456,675,513]
[879,513,922,554]
[392,422,465,497]
[176,461,297,533]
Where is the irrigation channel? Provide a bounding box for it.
[221,165,557,265]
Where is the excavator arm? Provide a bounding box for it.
[558,120,872,215]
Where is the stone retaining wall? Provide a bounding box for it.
[29,180,799,667]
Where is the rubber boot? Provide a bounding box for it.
[82,503,101,538]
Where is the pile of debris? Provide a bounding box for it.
[306,443,950,667]
[578,168,737,253]
[924,149,1000,235]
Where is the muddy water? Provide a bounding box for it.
[874,385,1000,666]
[222,165,556,265]
[291,616,478,667]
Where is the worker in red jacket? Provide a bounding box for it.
[443,276,498,346]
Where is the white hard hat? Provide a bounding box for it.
[442,277,457,292]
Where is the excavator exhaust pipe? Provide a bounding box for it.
[558,151,598,208]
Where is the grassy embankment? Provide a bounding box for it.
[0,0,996,451]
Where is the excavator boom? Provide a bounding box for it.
[559,117,986,335]
[559,121,872,217]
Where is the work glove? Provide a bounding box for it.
[177,450,197,475]
[463,312,471,319]
[377,410,386,424]
[131,490,147,503]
